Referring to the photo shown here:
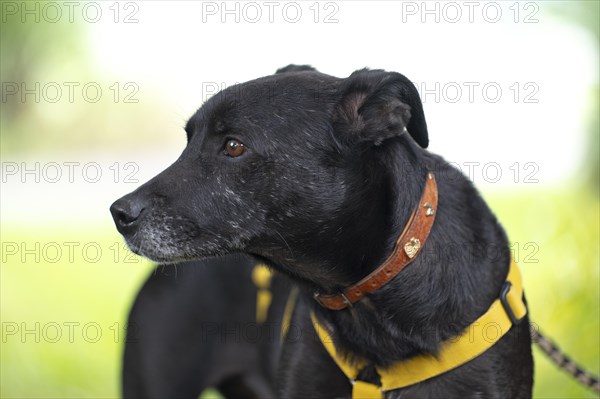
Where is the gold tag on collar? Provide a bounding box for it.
[404,237,421,259]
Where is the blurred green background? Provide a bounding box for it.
[1,1,598,398]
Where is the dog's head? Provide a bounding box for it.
[111,65,428,288]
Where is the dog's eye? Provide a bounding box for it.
[224,139,247,158]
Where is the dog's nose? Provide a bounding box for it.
[110,196,147,235]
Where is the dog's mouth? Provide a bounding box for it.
[121,225,189,263]
[123,238,173,263]
[119,215,247,264]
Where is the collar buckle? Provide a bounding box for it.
[313,292,354,309]
[340,292,354,308]
[499,281,522,325]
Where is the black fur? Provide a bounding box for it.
[123,255,292,399]
[112,65,533,398]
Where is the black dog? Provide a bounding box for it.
[112,65,533,398]
[123,255,291,398]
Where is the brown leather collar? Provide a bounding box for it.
[314,172,438,310]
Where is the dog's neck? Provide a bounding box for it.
[314,136,430,290]
[308,136,511,365]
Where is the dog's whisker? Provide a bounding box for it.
[274,229,294,257]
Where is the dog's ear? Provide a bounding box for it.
[335,69,428,148]
[276,64,317,74]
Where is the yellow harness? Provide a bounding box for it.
[251,263,273,323]
[252,259,526,398]
[311,260,527,398]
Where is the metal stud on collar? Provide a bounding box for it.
[424,203,434,216]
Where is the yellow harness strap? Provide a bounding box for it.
[251,263,273,324]
[252,264,301,344]
[353,381,383,399]
[311,260,527,398]
[281,287,300,341]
